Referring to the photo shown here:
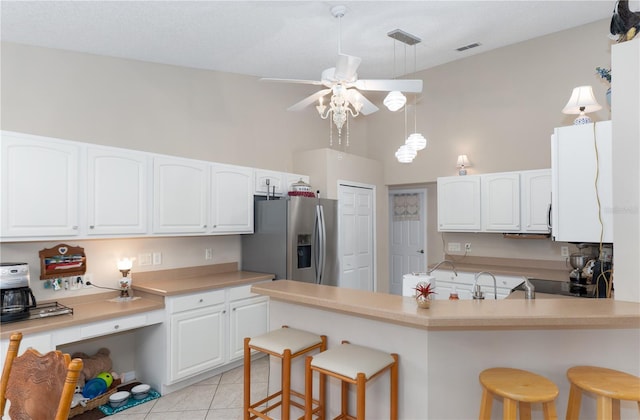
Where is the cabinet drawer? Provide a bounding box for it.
[80,314,147,339]
[169,289,226,314]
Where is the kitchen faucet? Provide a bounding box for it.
[426,260,458,276]
[472,272,497,300]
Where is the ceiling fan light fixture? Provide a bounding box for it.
[406,132,427,151]
[384,91,406,111]
[395,144,417,163]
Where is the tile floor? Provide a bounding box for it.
[110,357,269,419]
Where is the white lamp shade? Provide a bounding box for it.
[406,133,427,151]
[456,155,470,167]
[562,85,602,114]
[384,91,406,112]
[395,145,417,163]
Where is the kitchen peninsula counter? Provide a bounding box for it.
[132,262,274,296]
[253,280,640,419]
[252,280,640,330]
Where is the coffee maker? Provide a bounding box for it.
[1,262,37,323]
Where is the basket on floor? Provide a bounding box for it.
[68,378,121,418]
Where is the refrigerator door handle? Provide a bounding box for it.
[318,204,327,284]
[314,204,322,284]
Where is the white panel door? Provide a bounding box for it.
[1,132,79,237]
[389,189,427,295]
[339,184,374,291]
[87,146,148,235]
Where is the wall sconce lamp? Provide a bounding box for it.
[562,85,602,125]
[117,258,133,299]
[457,155,471,175]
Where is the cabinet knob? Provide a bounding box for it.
[213,225,217,228]
[114,325,120,330]
[89,225,95,229]
[199,299,203,303]
[223,310,226,314]
[203,225,207,228]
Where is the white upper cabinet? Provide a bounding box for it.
[437,175,481,231]
[153,156,209,234]
[1,132,80,237]
[210,164,253,233]
[87,146,149,235]
[551,121,613,243]
[438,170,551,234]
[481,172,521,232]
[520,169,551,233]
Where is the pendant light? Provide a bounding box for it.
[405,42,427,151]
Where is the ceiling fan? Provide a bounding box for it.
[260,5,423,146]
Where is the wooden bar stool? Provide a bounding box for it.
[244,326,326,420]
[479,367,559,420]
[566,365,640,420]
[304,341,399,420]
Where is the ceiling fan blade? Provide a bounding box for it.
[345,89,379,116]
[287,89,332,111]
[334,53,362,82]
[354,79,423,93]
[260,77,324,86]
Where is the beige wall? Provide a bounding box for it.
[0,19,615,295]
[369,19,612,182]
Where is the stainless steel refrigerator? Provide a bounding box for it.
[241,196,339,285]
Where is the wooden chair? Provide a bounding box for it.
[0,331,83,420]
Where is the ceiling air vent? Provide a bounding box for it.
[456,42,482,52]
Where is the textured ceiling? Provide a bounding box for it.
[1,1,622,81]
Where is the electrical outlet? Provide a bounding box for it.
[465,243,472,252]
[447,242,461,252]
[561,246,569,257]
[153,252,162,265]
[138,253,152,266]
[205,248,213,260]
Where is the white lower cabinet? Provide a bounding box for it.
[229,290,269,361]
[137,283,269,393]
[168,290,227,382]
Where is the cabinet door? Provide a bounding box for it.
[437,176,481,231]
[228,295,269,361]
[551,121,613,242]
[254,169,284,196]
[1,132,79,237]
[482,172,520,232]
[153,156,209,233]
[170,303,226,382]
[211,164,253,233]
[520,169,551,233]
[87,147,148,235]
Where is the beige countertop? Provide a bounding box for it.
[0,291,165,340]
[429,255,573,282]
[1,264,275,340]
[131,263,275,296]
[252,280,640,330]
